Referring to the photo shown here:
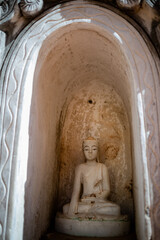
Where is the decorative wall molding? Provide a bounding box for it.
[0,0,9,19]
[146,0,160,7]
[19,0,44,18]
[116,0,142,10]
[0,0,44,34]
[0,0,44,21]
[0,0,17,20]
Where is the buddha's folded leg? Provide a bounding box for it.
[77,202,93,213]
[63,201,120,217]
[89,202,120,216]
[63,202,92,215]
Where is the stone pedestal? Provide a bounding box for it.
[55,214,130,237]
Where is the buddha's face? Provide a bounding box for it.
[83,140,98,161]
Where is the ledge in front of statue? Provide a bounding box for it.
[55,212,130,237]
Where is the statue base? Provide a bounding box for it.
[55,213,130,237]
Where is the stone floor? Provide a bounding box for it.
[43,232,137,240]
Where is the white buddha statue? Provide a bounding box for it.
[63,137,120,219]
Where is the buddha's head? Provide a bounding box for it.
[83,137,99,162]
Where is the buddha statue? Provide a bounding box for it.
[63,137,120,220]
[55,137,130,237]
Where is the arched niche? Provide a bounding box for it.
[0,1,160,240]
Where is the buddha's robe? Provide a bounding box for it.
[63,163,120,218]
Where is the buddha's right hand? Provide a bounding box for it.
[67,203,78,218]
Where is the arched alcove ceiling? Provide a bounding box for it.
[35,24,132,118]
[0,1,160,240]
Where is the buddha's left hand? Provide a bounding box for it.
[96,191,108,200]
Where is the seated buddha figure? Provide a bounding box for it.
[63,137,120,219]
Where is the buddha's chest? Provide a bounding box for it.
[81,165,102,192]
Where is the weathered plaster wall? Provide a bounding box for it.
[23,77,60,239]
